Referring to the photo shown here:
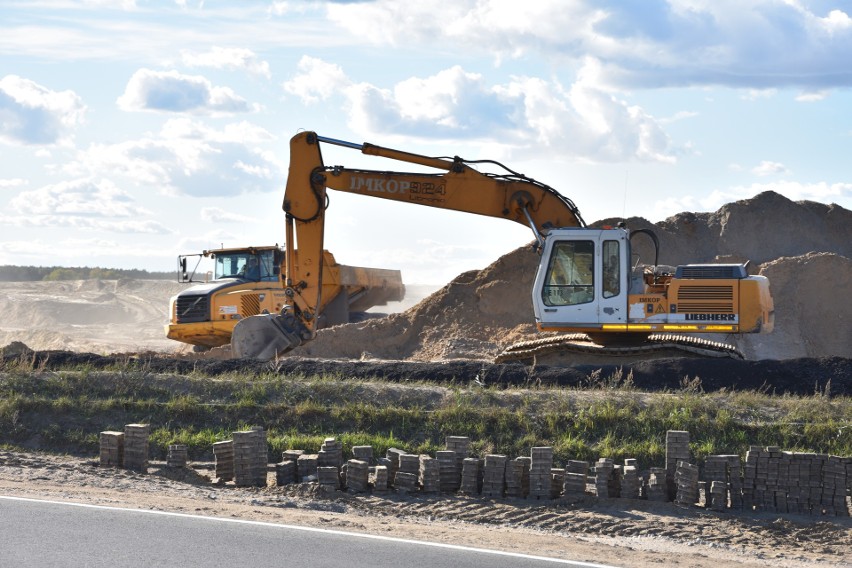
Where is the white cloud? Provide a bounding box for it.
[2,177,171,234]
[659,110,699,124]
[327,1,852,90]
[342,59,675,163]
[795,90,829,102]
[740,89,777,101]
[283,56,351,104]
[8,178,144,217]
[64,118,283,197]
[117,68,257,114]
[200,206,254,223]
[0,75,86,146]
[181,47,271,79]
[751,161,790,177]
[82,0,138,9]
[819,9,852,33]
[0,178,27,188]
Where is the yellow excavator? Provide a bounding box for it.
[166,244,404,351]
[231,132,774,362]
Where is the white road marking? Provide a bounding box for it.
[0,494,620,567]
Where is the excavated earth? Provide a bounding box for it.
[1,191,852,566]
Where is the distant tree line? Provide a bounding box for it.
[0,265,174,282]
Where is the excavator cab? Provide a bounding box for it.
[533,228,630,332]
[529,225,774,357]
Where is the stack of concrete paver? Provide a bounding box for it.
[550,468,565,499]
[505,458,527,498]
[99,431,124,468]
[297,453,319,482]
[371,465,389,494]
[386,448,404,480]
[318,438,343,468]
[352,446,373,463]
[709,481,727,511]
[621,459,640,499]
[594,458,614,498]
[282,449,304,463]
[528,447,553,500]
[275,449,303,485]
[393,471,419,493]
[743,447,850,516]
[213,440,234,481]
[460,457,480,494]
[317,466,340,490]
[436,450,460,492]
[563,460,588,497]
[675,461,699,505]
[346,459,370,493]
[275,460,297,485]
[481,454,507,498]
[646,467,668,502]
[666,431,690,501]
[726,455,744,509]
[703,454,743,509]
[123,424,150,473]
[167,444,188,468]
[419,455,440,494]
[823,456,849,516]
[233,428,266,487]
[202,430,849,519]
[446,436,470,464]
[398,453,420,476]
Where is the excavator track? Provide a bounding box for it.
[494,333,743,365]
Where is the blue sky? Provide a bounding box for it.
[1,0,851,285]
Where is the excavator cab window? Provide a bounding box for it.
[602,240,620,298]
[542,240,594,306]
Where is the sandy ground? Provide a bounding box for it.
[0,450,849,567]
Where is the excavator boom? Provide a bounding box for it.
[239,131,586,358]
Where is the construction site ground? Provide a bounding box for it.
[2,193,852,565]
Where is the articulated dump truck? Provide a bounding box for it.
[165,245,404,351]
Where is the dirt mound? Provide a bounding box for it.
[737,252,852,359]
[601,191,852,267]
[291,246,546,361]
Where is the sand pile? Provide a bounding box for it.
[0,279,186,354]
[291,246,546,361]
[293,191,852,361]
[738,252,852,359]
[604,191,852,267]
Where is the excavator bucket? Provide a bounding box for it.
[231,313,305,361]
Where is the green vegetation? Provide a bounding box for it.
[1,356,849,468]
[0,264,172,282]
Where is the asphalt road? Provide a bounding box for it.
[0,496,620,568]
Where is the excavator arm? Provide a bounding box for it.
[231,131,585,360]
